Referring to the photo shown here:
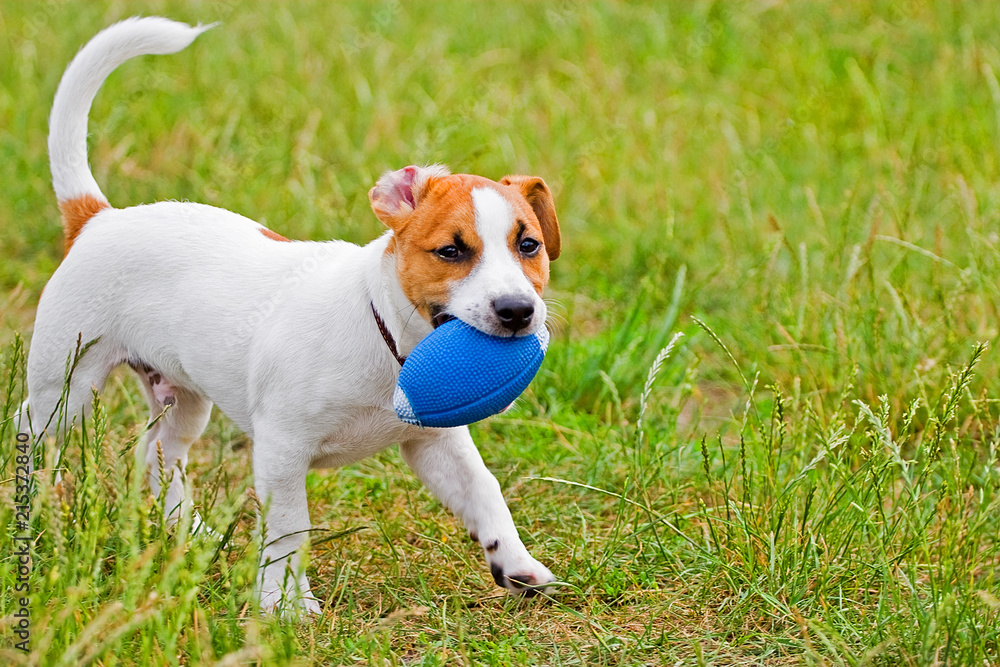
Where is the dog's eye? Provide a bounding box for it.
[436,245,462,260]
[518,238,541,256]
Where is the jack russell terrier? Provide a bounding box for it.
[18,17,560,613]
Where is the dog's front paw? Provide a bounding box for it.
[483,541,555,597]
[259,576,321,616]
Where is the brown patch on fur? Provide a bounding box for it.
[502,188,552,296]
[383,175,484,322]
[371,172,561,323]
[60,195,110,255]
[259,227,291,242]
[500,175,561,261]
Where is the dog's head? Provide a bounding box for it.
[369,165,561,337]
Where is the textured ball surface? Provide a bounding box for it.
[394,319,549,428]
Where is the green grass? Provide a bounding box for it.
[3,0,1000,664]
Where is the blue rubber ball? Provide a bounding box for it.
[394,319,549,428]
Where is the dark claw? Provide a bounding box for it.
[490,567,543,595]
[506,574,534,589]
[491,562,505,587]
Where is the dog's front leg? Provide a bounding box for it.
[253,443,321,615]
[400,428,555,596]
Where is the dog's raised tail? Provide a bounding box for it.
[49,17,213,253]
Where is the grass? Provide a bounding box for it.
[2,0,1000,664]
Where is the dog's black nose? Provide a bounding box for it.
[494,296,534,333]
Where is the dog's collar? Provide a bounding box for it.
[370,302,406,367]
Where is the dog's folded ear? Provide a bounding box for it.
[500,175,561,261]
[370,165,450,229]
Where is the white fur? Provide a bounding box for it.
[49,17,214,202]
[450,187,548,336]
[21,17,555,615]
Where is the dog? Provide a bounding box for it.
[17,17,560,613]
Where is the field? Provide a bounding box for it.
[3,1,1000,664]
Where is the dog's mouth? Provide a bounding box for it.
[430,307,456,329]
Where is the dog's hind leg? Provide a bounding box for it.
[21,336,120,436]
[18,335,122,478]
[134,366,213,532]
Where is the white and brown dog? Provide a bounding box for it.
[18,17,560,613]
